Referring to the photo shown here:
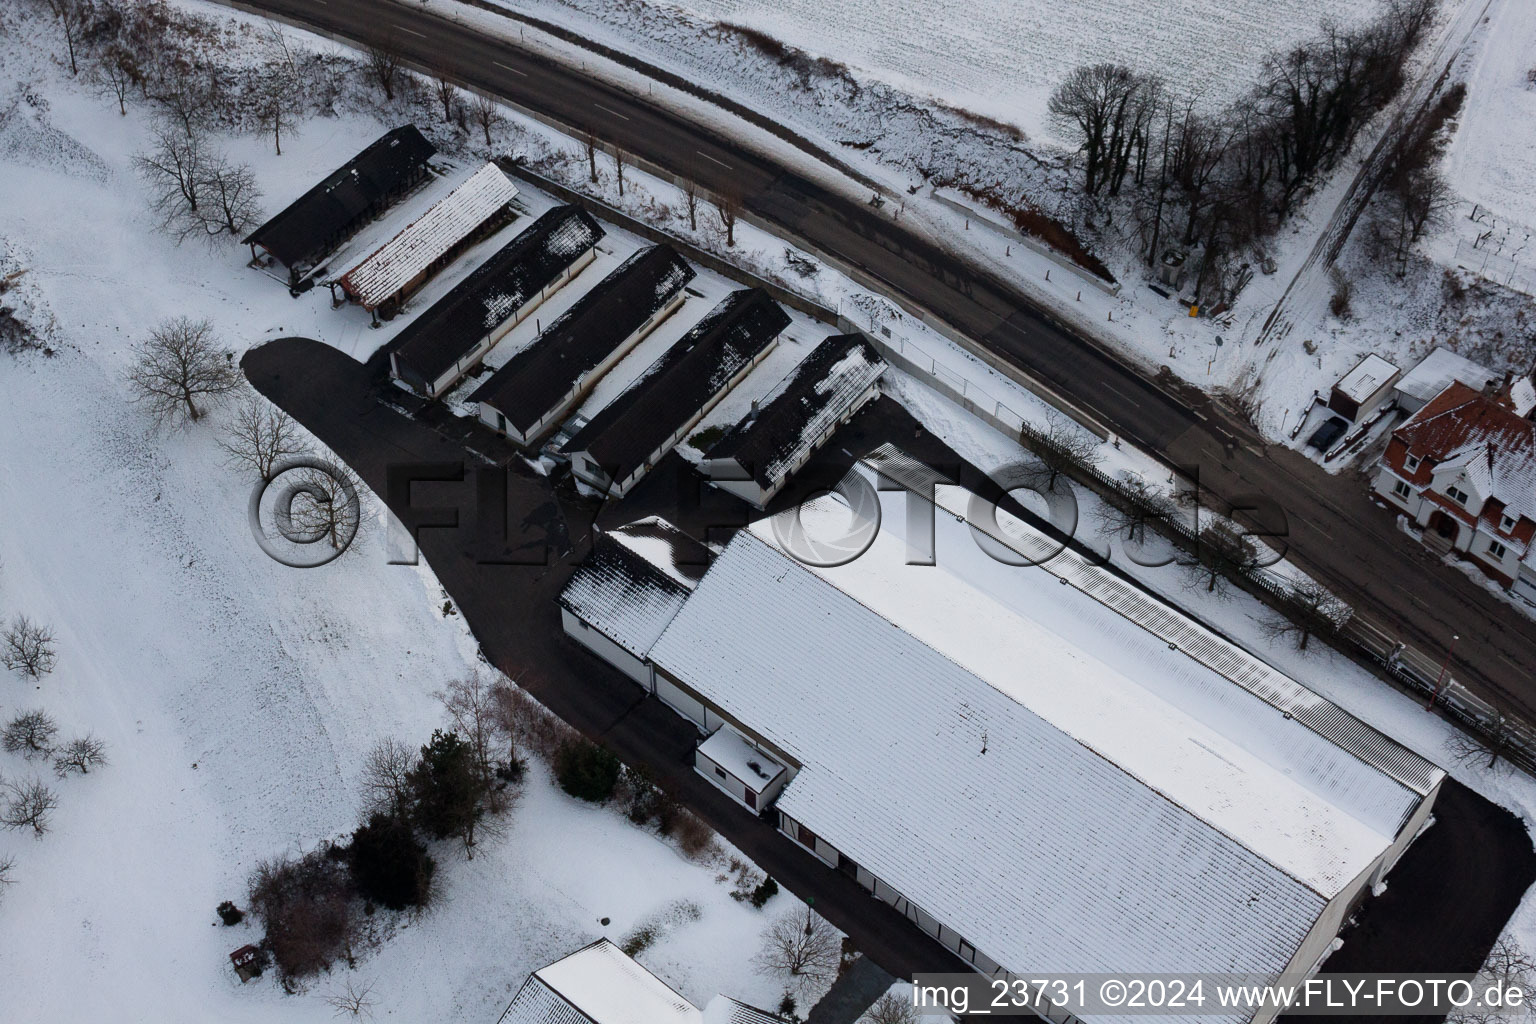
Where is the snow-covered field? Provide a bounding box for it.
[0,5,813,1019]
[503,0,1379,138]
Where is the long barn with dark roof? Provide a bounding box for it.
[703,333,884,508]
[388,205,604,397]
[561,289,791,498]
[470,245,695,446]
[244,125,435,284]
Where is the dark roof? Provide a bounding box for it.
[390,206,605,386]
[244,125,436,267]
[705,333,885,489]
[561,289,791,478]
[470,245,696,432]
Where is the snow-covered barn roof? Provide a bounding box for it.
[498,939,698,1024]
[1333,353,1399,404]
[704,333,885,491]
[647,466,1439,983]
[560,289,790,478]
[472,245,696,432]
[244,124,436,267]
[497,939,784,1024]
[1395,347,1499,406]
[338,162,518,308]
[560,518,709,658]
[391,205,604,386]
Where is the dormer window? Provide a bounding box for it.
[1503,513,1518,532]
[1447,485,1470,506]
[1404,453,1421,472]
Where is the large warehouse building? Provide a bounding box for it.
[561,451,1443,1021]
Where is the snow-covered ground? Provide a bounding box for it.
[0,4,820,1019]
[498,0,1379,140]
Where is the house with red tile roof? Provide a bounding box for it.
[1373,374,1536,599]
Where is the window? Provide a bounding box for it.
[1393,480,1412,500]
[1489,539,1509,561]
[1448,485,1471,506]
[1405,453,1421,472]
[713,765,727,781]
[1503,514,1518,532]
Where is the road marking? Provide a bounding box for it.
[493,61,528,77]
[393,24,426,38]
[592,102,630,122]
[1097,381,1142,408]
[695,149,732,171]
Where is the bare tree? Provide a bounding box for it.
[1180,523,1264,598]
[93,45,141,116]
[283,462,364,554]
[360,737,414,818]
[433,76,458,123]
[862,993,918,1024]
[716,192,740,247]
[1026,411,1101,490]
[470,93,503,150]
[220,394,307,482]
[1094,476,1174,543]
[2,616,58,679]
[614,148,626,197]
[0,854,14,903]
[324,978,376,1019]
[196,158,264,240]
[1048,63,1162,195]
[1258,579,1343,651]
[364,37,402,102]
[584,130,599,183]
[683,178,700,231]
[436,672,507,784]
[753,907,842,986]
[126,316,240,425]
[3,777,60,837]
[1445,700,1521,773]
[257,23,302,156]
[135,120,209,232]
[46,0,95,77]
[1452,937,1536,1024]
[53,734,109,778]
[3,711,59,759]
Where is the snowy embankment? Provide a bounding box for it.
[0,5,814,1020]
[446,0,1534,471]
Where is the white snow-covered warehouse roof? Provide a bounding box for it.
[339,162,517,307]
[1396,347,1498,407]
[1334,353,1399,404]
[499,939,698,1024]
[498,939,784,1024]
[647,471,1439,981]
[559,519,709,659]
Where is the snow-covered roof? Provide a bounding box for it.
[647,468,1438,983]
[560,519,709,658]
[697,727,786,794]
[1333,353,1399,404]
[391,205,603,386]
[561,289,791,479]
[339,162,517,308]
[704,333,885,491]
[472,245,696,433]
[1395,347,1498,406]
[1398,382,1536,523]
[500,939,697,1024]
[498,940,784,1024]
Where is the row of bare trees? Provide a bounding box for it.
[1048,0,1439,298]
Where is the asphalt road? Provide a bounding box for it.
[231,0,1536,714]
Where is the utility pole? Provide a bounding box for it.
[1427,634,1460,709]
